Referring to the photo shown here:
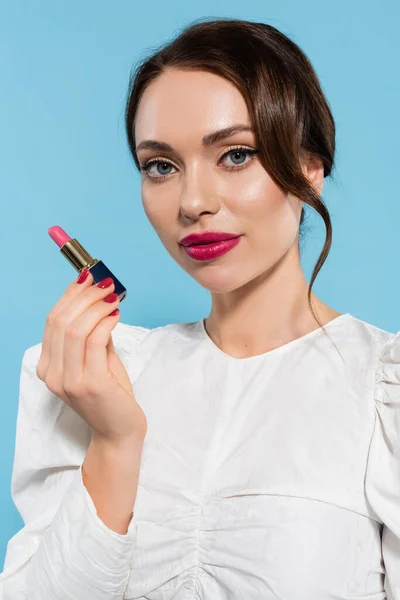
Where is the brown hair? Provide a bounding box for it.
[124,17,336,332]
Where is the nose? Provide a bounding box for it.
[179,162,220,220]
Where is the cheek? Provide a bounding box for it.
[142,188,165,226]
[230,177,301,273]
[142,187,176,244]
[234,174,299,232]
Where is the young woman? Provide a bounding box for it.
[1,17,399,600]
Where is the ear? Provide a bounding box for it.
[301,154,325,195]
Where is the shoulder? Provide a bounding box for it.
[111,321,153,355]
[111,319,194,355]
[337,314,394,365]
[321,315,396,398]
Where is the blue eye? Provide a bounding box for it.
[139,146,259,181]
[226,149,252,166]
[146,161,174,177]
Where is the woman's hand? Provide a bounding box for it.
[36,269,147,445]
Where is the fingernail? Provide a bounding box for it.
[103,292,119,303]
[97,277,113,289]
[76,268,89,284]
[108,308,120,316]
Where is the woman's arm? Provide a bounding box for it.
[82,433,145,535]
[0,325,149,600]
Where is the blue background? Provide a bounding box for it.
[0,0,399,568]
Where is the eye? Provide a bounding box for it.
[139,146,259,182]
[140,160,177,179]
[223,147,258,170]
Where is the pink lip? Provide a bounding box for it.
[182,236,242,261]
[179,231,241,246]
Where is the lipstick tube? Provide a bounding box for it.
[48,226,127,302]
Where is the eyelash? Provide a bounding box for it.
[139,146,259,182]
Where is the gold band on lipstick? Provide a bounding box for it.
[60,238,99,272]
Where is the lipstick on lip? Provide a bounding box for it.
[48,225,127,302]
[182,236,242,261]
[179,231,241,247]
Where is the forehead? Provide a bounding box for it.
[134,68,249,144]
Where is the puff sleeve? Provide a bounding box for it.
[366,331,400,600]
[0,322,150,600]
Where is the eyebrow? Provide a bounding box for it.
[135,124,254,154]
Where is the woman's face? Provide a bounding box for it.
[134,68,305,294]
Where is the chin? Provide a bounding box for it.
[194,269,261,295]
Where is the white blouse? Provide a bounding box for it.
[1,313,400,600]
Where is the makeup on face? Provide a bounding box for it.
[48,225,127,302]
[182,237,242,261]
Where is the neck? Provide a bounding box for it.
[205,245,339,359]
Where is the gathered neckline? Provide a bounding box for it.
[196,313,352,362]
